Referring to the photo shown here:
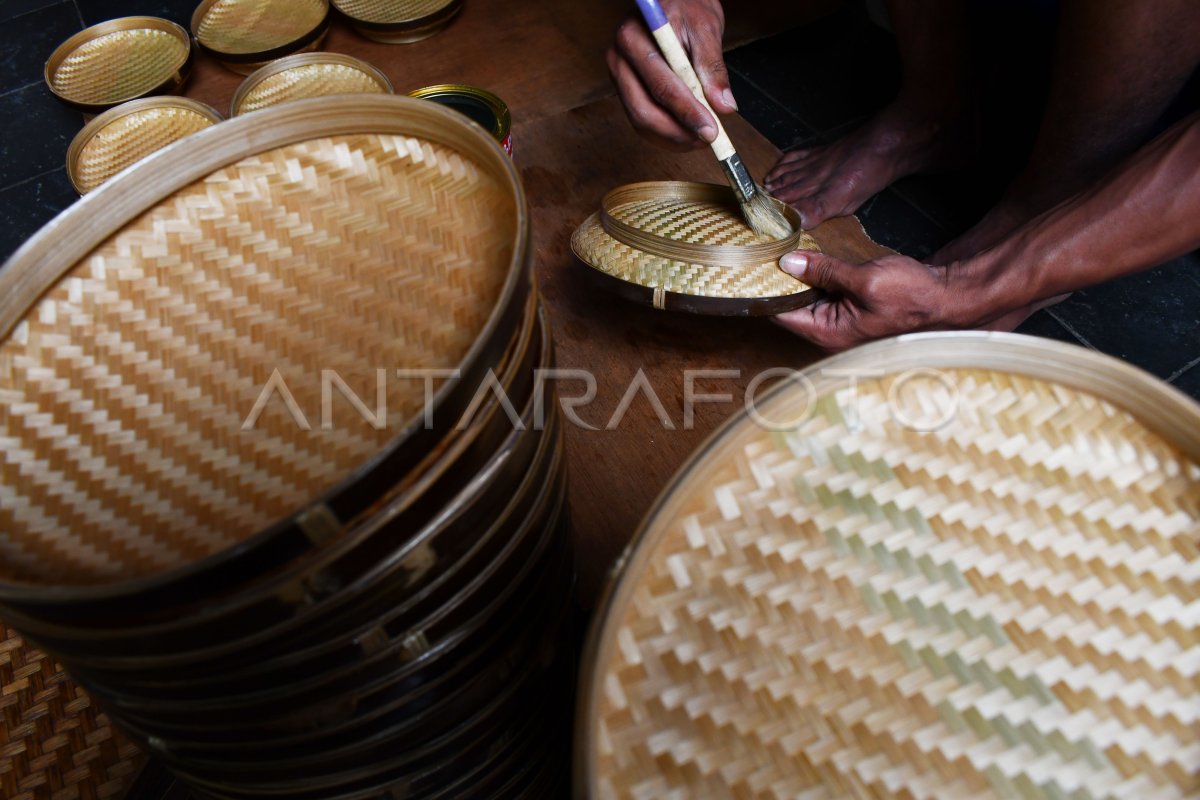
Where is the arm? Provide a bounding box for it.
[607,0,737,151]
[775,111,1200,349]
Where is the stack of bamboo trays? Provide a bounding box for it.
[0,95,572,799]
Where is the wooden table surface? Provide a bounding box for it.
[182,0,889,605]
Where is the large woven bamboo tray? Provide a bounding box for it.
[6,292,544,668]
[579,332,1200,800]
[0,95,529,603]
[571,181,820,316]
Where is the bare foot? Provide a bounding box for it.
[764,97,973,229]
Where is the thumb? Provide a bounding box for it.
[779,251,865,296]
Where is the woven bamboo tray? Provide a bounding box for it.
[230,53,392,116]
[1,291,543,674]
[572,181,820,315]
[580,332,1200,800]
[45,16,193,114]
[332,0,463,44]
[191,0,331,74]
[67,97,223,194]
[0,95,529,599]
[0,624,144,800]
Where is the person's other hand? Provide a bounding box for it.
[773,250,975,350]
[607,0,737,151]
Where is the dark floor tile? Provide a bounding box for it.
[1,0,69,23]
[852,188,948,261]
[1013,309,1086,348]
[1171,361,1200,403]
[725,7,900,136]
[1047,253,1200,381]
[728,71,819,153]
[0,1,80,94]
[0,82,83,185]
[887,172,1007,241]
[0,168,78,263]
[78,0,196,26]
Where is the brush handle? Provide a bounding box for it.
[634,0,736,161]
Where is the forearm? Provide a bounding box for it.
[952,111,1200,326]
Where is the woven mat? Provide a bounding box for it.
[0,132,515,585]
[589,362,1200,799]
[0,625,143,800]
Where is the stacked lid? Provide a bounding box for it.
[0,95,571,798]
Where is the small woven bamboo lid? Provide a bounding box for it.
[333,0,462,43]
[231,53,393,116]
[192,0,331,73]
[67,97,223,194]
[581,333,1200,800]
[571,181,820,315]
[44,16,192,113]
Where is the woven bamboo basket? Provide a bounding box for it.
[191,0,332,75]
[45,16,193,114]
[67,97,223,194]
[230,53,393,116]
[2,290,543,671]
[0,624,144,800]
[332,0,463,44]
[572,181,820,315]
[580,332,1200,800]
[0,95,527,597]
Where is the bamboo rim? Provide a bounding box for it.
[191,0,331,64]
[0,95,528,604]
[230,53,393,116]
[600,181,803,265]
[44,16,193,113]
[576,331,1200,798]
[66,97,223,193]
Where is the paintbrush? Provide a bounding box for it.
[633,0,792,239]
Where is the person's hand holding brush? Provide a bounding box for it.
[608,0,737,151]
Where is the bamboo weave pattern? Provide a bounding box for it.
[0,625,143,800]
[0,132,515,585]
[196,0,326,55]
[236,64,389,114]
[49,29,188,108]
[573,211,816,299]
[594,370,1200,799]
[332,0,455,25]
[75,106,218,193]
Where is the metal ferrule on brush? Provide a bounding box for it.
[720,154,757,204]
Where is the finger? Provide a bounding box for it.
[773,302,855,351]
[608,50,704,150]
[678,15,735,113]
[779,251,868,296]
[615,18,717,142]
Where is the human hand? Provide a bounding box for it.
[773,250,977,350]
[607,0,737,151]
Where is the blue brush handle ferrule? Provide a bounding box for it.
[635,0,670,32]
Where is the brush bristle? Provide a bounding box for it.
[740,187,793,240]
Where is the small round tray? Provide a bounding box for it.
[571,180,819,316]
[191,0,331,75]
[67,97,223,194]
[231,53,393,116]
[45,16,193,114]
[333,0,462,44]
